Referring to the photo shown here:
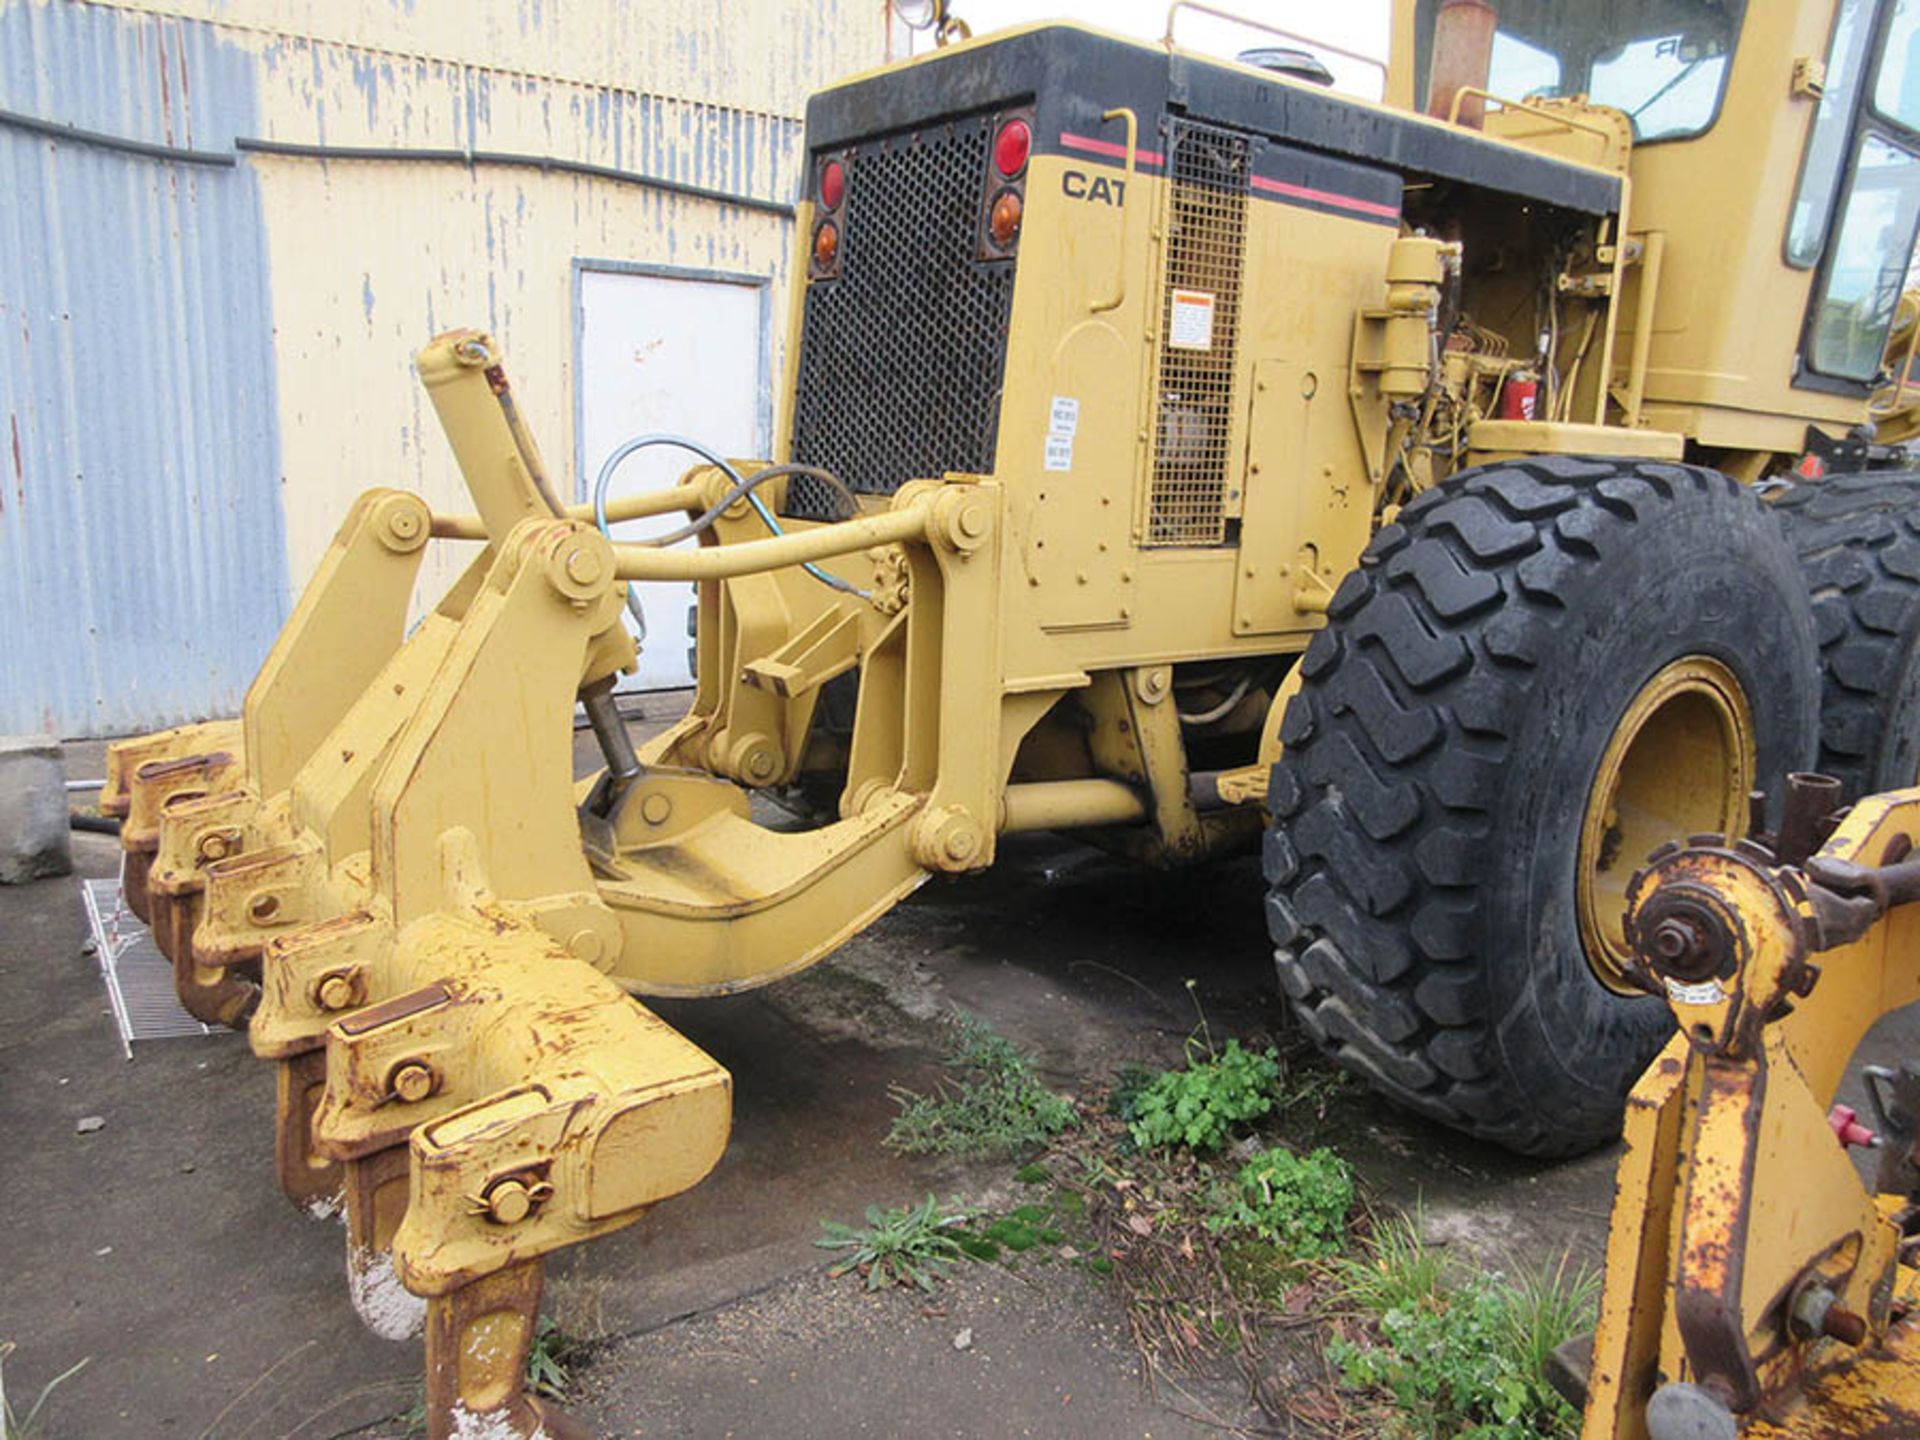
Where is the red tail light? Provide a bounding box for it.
[820,158,846,210]
[993,118,1031,178]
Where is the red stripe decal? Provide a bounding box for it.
[1061,131,1399,221]
[1060,131,1165,166]
[1249,172,1400,220]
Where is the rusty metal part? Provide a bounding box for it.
[1584,786,1920,1437]
[275,1050,345,1209]
[421,1260,549,1440]
[1775,772,1843,868]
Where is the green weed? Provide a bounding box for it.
[1206,1146,1354,1260]
[0,1344,89,1440]
[886,1015,1076,1159]
[525,1315,574,1401]
[1127,1038,1282,1152]
[1327,1217,1597,1440]
[816,1195,974,1292]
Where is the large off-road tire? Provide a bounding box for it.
[1265,457,1820,1156]
[1773,472,1920,800]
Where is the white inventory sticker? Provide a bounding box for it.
[1665,976,1726,1006]
[1044,393,1079,472]
[1169,288,1217,350]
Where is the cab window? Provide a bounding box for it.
[1416,0,1747,144]
[1788,0,1878,267]
[1808,134,1920,380]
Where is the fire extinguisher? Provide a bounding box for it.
[1500,369,1540,421]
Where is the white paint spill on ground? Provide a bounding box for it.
[306,1193,344,1221]
[448,1404,547,1440]
[347,1244,427,1340]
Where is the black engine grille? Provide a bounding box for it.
[787,114,1018,519]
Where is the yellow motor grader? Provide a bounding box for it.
[97,0,1920,1432]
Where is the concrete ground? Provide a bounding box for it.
[3,723,1917,1439]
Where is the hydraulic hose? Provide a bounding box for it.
[591,435,868,642]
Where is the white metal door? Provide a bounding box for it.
[576,266,765,690]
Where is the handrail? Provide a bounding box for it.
[1091,107,1137,315]
[1446,87,1620,145]
[1162,1,1389,90]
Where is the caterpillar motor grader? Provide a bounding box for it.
[95,0,1920,1432]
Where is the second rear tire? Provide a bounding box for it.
[1266,456,1820,1156]
[1773,471,1920,799]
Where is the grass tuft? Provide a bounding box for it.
[885,1014,1076,1160]
[0,1343,89,1440]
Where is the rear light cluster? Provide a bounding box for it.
[811,154,848,278]
[807,105,1035,282]
[979,110,1030,260]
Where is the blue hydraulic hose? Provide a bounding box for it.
[590,433,866,643]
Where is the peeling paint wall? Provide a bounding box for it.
[0,0,287,738]
[1,0,886,735]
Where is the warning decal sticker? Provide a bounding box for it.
[1168,289,1216,350]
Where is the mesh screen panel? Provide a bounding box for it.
[787,115,1018,519]
[1146,121,1250,547]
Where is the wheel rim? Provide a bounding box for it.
[1577,657,1754,994]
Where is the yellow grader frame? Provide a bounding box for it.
[91,0,1920,1433]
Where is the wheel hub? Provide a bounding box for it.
[1577,657,1754,994]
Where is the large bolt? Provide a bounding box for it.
[1653,918,1700,963]
[1791,1281,1869,1346]
[388,1059,437,1104]
[565,547,604,586]
[1639,901,1727,982]
[1825,1303,1869,1346]
[485,1177,535,1225]
[1645,1382,1736,1440]
[314,973,356,1012]
[480,1175,551,1226]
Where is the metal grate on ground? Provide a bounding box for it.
[1146,120,1251,547]
[787,112,1019,518]
[82,872,212,1058]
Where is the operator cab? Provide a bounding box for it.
[1410,0,1920,406]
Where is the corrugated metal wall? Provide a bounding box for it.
[1,0,885,736]
[0,1,287,738]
